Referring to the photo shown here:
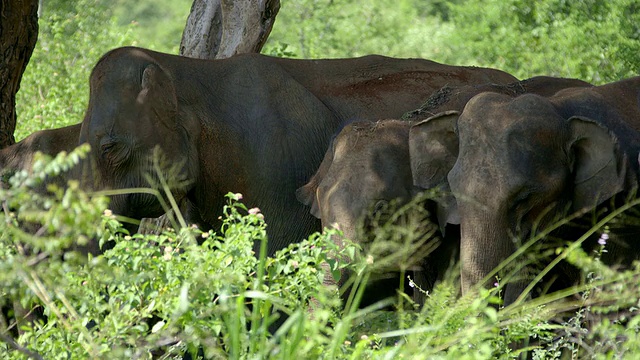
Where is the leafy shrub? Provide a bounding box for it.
[266,0,449,59]
[434,0,640,83]
[109,0,192,54]
[0,151,346,358]
[2,152,640,359]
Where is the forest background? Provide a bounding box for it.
[16,0,640,140]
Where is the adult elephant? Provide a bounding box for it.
[410,76,640,305]
[78,46,517,255]
[296,120,459,306]
[408,76,593,226]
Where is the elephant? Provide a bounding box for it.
[296,119,459,306]
[0,123,82,179]
[409,76,640,305]
[403,75,593,122]
[293,76,592,306]
[293,77,591,306]
[407,76,594,226]
[78,46,518,256]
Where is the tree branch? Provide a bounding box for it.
[0,333,44,360]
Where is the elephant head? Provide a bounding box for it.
[411,91,634,304]
[79,48,199,224]
[297,120,454,305]
[297,120,420,242]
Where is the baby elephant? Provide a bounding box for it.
[296,120,459,307]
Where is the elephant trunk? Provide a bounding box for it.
[459,209,518,297]
[322,216,358,290]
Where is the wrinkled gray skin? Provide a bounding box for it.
[78,46,517,255]
[403,76,593,122]
[410,76,640,305]
[408,76,594,224]
[297,120,458,305]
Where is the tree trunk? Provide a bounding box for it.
[0,0,39,149]
[140,0,280,234]
[180,0,280,59]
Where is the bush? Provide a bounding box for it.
[265,0,449,59]
[0,151,347,358]
[434,0,640,83]
[2,152,640,358]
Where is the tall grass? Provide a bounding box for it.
[1,151,640,358]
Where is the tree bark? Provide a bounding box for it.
[180,0,280,59]
[0,0,39,149]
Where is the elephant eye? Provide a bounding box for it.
[100,141,130,167]
[373,199,389,215]
[101,142,116,154]
[511,191,530,209]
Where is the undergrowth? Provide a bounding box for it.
[0,150,639,359]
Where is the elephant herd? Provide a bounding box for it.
[3,46,640,309]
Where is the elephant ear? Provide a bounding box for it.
[137,63,178,129]
[296,181,321,219]
[569,116,629,212]
[296,141,336,219]
[409,110,460,226]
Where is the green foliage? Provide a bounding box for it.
[266,0,449,59]
[0,159,345,358]
[15,0,137,141]
[3,154,640,358]
[437,0,640,83]
[109,0,193,54]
